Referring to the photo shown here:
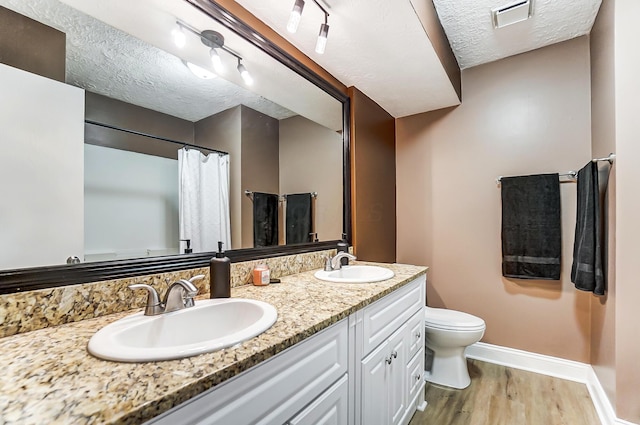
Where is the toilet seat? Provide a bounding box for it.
[424,308,485,332]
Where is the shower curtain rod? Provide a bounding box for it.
[85,120,229,156]
[496,153,616,184]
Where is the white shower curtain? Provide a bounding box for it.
[178,148,231,253]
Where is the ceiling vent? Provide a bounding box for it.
[492,0,533,29]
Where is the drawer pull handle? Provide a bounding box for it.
[416,331,421,339]
[391,350,398,359]
[415,374,422,381]
[385,356,393,365]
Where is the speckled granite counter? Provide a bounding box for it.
[0,262,426,425]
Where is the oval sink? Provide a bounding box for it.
[314,265,394,283]
[88,298,277,362]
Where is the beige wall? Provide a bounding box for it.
[589,0,617,408]
[279,115,343,242]
[397,37,593,362]
[613,0,640,421]
[195,107,242,250]
[240,106,280,248]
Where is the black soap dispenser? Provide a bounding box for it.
[337,233,349,266]
[210,241,231,298]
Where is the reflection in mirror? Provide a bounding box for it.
[0,0,344,272]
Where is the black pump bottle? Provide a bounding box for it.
[210,241,231,298]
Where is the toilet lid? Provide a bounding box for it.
[424,308,486,331]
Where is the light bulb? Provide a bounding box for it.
[287,0,305,33]
[315,23,329,54]
[210,48,224,74]
[237,63,253,86]
[172,26,186,48]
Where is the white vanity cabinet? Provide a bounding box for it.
[147,274,426,425]
[355,275,427,425]
[149,319,349,425]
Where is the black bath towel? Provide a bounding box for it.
[253,192,279,247]
[285,193,313,245]
[571,162,605,295]
[501,174,562,280]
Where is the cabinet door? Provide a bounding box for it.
[361,339,390,425]
[289,374,348,425]
[388,327,407,425]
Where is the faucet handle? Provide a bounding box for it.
[324,256,333,271]
[188,274,205,284]
[128,283,163,316]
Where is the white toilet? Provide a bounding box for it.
[423,306,486,389]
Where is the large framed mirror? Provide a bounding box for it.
[0,0,350,294]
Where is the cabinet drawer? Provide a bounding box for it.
[361,275,425,357]
[149,319,348,425]
[406,350,424,405]
[288,374,348,425]
[406,309,424,361]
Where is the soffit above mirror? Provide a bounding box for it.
[1,0,342,131]
[235,0,462,118]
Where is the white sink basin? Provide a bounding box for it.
[88,298,277,362]
[314,265,395,283]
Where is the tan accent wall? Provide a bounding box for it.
[397,37,593,362]
[279,116,343,242]
[589,0,617,409]
[0,6,65,82]
[195,106,242,249]
[240,106,280,248]
[349,87,396,263]
[613,0,640,420]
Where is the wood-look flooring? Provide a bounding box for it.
[409,359,601,425]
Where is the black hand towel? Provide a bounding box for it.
[501,174,562,280]
[253,192,279,247]
[285,193,313,244]
[571,162,605,295]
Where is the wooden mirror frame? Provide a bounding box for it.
[0,0,351,294]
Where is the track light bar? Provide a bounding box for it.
[173,21,254,85]
[286,0,331,54]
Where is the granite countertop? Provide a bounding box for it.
[0,262,427,425]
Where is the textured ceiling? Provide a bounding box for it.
[236,0,462,118]
[432,0,602,69]
[0,0,341,130]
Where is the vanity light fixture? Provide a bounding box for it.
[315,13,329,54]
[287,0,305,33]
[286,0,332,54]
[173,22,254,84]
[237,58,253,86]
[209,47,224,73]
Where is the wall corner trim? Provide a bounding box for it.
[466,342,634,425]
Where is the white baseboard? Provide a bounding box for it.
[465,342,636,425]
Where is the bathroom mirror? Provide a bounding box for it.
[0,0,350,293]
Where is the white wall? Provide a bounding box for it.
[84,144,179,260]
[0,64,84,269]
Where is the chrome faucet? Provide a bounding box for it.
[129,275,204,316]
[325,252,357,271]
